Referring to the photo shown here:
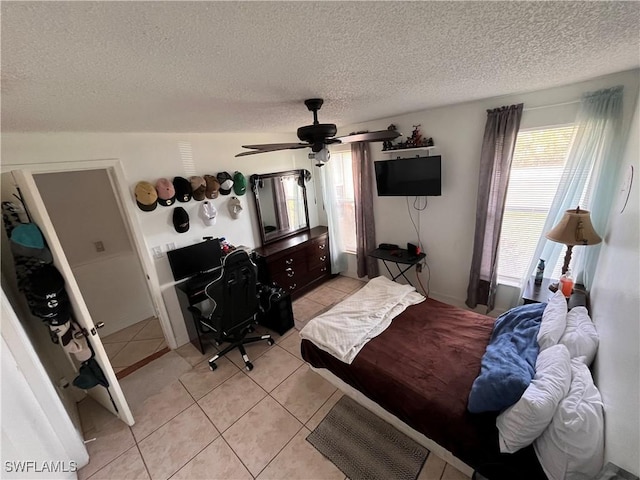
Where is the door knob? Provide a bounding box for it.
[95,322,105,329]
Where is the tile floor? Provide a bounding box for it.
[101,317,168,374]
[78,275,471,480]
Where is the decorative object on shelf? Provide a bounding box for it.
[545,207,602,289]
[382,123,434,151]
[535,259,545,285]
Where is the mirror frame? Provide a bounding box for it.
[250,169,310,246]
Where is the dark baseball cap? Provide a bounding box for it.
[233,172,247,196]
[204,175,220,199]
[173,176,192,202]
[173,207,189,233]
[190,176,207,201]
[216,172,234,195]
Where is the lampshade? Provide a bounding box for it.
[545,208,602,246]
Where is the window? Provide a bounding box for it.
[327,150,357,253]
[497,125,576,284]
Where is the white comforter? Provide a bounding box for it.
[299,276,424,364]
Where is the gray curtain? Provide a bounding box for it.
[466,104,523,311]
[352,142,379,279]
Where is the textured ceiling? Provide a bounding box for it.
[1,1,639,133]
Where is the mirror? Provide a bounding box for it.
[251,170,310,245]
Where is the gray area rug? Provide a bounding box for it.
[306,395,428,480]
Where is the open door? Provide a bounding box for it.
[10,169,134,425]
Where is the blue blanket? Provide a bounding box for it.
[467,302,545,413]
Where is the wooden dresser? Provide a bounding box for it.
[253,226,331,299]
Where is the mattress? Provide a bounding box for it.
[301,296,546,480]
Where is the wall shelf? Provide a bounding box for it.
[382,146,437,157]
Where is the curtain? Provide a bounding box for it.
[521,86,623,290]
[351,142,379,279]
[273,178,290,231]
[320,162,347,274]
[466,104,524,311]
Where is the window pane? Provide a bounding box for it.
[498,126,575,283]
[330,151,357,253]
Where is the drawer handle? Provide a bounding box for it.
[287,269,295,278]
[319,255,327,262]
[321,267,327,272]
[285,258,293,265]
[318,244,326,250]
[289,283,297,290]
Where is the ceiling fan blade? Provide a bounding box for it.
[241,143,308,150]
[235,143,309,157]
[335,129,402,144]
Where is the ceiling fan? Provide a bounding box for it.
[235,98,401,165]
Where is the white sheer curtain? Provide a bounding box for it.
[320,163,347,274]
[521,86,624,290]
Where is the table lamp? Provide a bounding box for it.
[545,206,602,276]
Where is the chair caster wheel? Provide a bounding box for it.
[209,362,217,371]
[245,362,254,371]
[267,338,274,346]
[247,326,254,333]
[215,341,221,347]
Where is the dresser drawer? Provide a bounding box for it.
[271,271,302,295]
[266,250,306,275]
[307,236,330,270]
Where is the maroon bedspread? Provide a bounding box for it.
[301,297,546,479]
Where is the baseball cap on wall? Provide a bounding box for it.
[202,201,217,226]
[173,176,192,202]
[228,196,243,219]
[135,181,158,211]
[233,172,247,196]
[173,207,189,233]
[155,178,176,206]
[216,172,234,195]
[204,175,220,199]
[190,176,207,201]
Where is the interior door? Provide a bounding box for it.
[10,169,134,425]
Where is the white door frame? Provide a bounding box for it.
[3,159,177,350]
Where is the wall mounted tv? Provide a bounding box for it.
[374,155,442,196]
[167,238,222,281]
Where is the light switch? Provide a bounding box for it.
[166,242,176,251]
[151,246,163,259]
[94,241,105,252]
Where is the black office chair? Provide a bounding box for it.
[188,249,273,372]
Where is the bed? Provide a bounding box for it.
[301,287,549,479]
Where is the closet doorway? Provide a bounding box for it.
[33,168,168,376]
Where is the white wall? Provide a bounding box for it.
[33,170,155,335]
[336,69,639,313]
[590,91,640,476]
[1,133,317,345]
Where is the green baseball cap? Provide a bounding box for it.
[233,171,247,196]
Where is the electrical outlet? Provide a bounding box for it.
[166,242,176,251]
[94,241,105,252]
[416,263,423,273]
[151,246,163,259]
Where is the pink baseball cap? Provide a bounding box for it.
[155,178,176,206]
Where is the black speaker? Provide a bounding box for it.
[257,292,294,336]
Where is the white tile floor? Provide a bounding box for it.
[78,275,471,480]
[101,317,167,374]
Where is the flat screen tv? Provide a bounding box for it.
[374,155,442,196]
[167,238,222,281]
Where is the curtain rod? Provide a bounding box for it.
[523,99,580,112]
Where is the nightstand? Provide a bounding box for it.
[522,277,589,310]
[522,277,556,304]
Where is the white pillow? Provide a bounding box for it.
[534,359,604,480]
[497,344,572,453]
[537,290,567,350]
[559,306,599,365]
